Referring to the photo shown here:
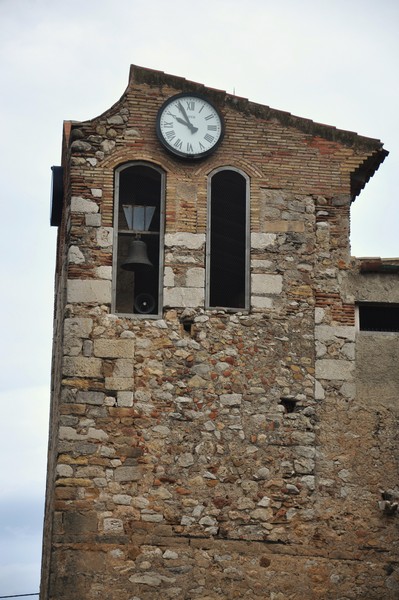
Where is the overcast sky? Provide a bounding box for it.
[0,0,398,595]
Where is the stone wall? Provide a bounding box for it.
[40,66,398,599]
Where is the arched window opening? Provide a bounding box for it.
[207,168,249,310]
[113,163,165,316]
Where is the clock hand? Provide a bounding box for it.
[175,116,198,133]
[177,101,191,123]
[176,101,198,133]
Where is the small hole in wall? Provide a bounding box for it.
[280,397,297,413]
[181,318,194,336]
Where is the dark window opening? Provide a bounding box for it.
[359,303,399,332]
[114,164,164,316]
[280,397,297,413]
[208,169,248,309]
[181,317,194,335]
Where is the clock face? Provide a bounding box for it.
[156,93,224,159]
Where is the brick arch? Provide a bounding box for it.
[193,157,263,179]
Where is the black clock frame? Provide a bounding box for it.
[156,92,224,160]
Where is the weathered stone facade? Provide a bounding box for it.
[40,66,399,599]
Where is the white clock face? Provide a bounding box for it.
[157,94,223,159]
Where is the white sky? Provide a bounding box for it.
[0,0,398,595]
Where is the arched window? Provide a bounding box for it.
[112,162,165,316]
[206,168,250,310]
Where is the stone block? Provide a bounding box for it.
[114,359,134,377]
[251,296,273,309]
[63,356,102,378]
[68,245,85,264]
[95,266,112,280]
[165,232,205,249]
[82,340,93,357]
[251,274,283,295]
[114,466,142,482]
[105,377,134,391]
[64,318,93,339]
[164,267,175,287]
[76,391,105,405]
[251,233,276,249]
[264,220,305,233]
[315,325,355,343]
[117,391,134,407]
[67,279,112,304]
[85,213,102,227]
[93,339,134,358]
[64,337,82,356]
[315,359,354,381]
[96,227,113,247]
[220,394,242,407]
[103,518,124,533]
[71,196,98,213]
[186,267,205,288]
[64,511,98,534]
[164,287,204,308]
[91,188,102,198]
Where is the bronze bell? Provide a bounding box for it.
[121,239,153,271]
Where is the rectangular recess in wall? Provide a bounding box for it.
[358,303,399,332]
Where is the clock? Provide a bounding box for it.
[156,93,224,159]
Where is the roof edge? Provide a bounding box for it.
[129,65,387,154]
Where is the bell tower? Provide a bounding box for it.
[41,66,399,599]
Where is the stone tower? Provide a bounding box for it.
[41,66,399,599]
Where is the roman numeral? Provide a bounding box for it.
[165,130,176,140]
[207,125,217,131]
[163,121,173,128]
[199,142,206,152]
[174,138,183,149]
[187,142,194,153]
[198,104,205,113]
[205,113,215,121]
[204,133,214,143]
[186,101,195,111]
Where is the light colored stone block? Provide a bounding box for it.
[165,232,205,249]
[96,227,113,247]
[251,259,273,269]
[63,356,103,378]
[114,359,134,377]
[315,325,355,343]
[264,220,305,233]
[220,394,242,407]
[315,359,354,381]
[251,274,283,295]
[315,380,325,400]
[164,267,175,287]
[251,296,273,309]
[105,377,134,391]
[64,318,93,339]
[251,233,276,249]
[85,213,102,227]
[94,339,134,358]
[91,188,103,198]
[164,287,204,308]
[114,466,142,482]
[103,518,124,533]
[95,266,112,280]
[68,245,85,264]
[71,196,99,213]
[67,279,112,304]
[93,338,134,358]
[117,391,134,407]
[186,267,205,288]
